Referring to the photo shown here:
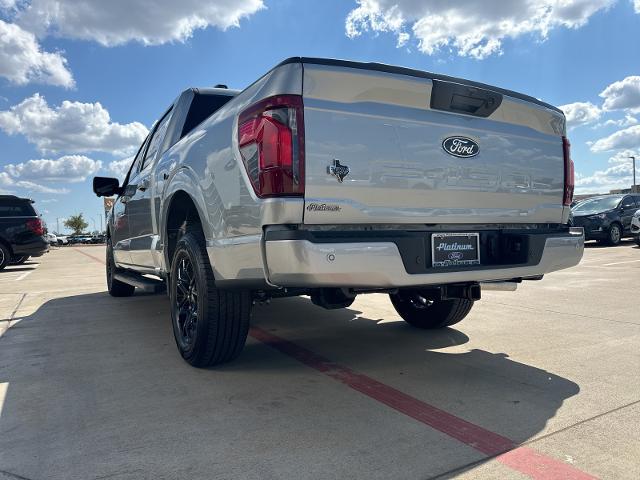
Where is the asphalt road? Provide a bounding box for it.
[0,241,639,480]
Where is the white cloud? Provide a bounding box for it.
[560,101,601,128]
[0,1,17,9]
[599,76,640,112]
[345,0,614,59]
[0,93,148,155]
[0,19,74,87]
[634,0,640,13]
[0,172,69,194]
[16,0,265,46]
[575,149,639,193]
[590,124,640,152]
[4,155,102,183]
[0,171,13,193]
[108,156,134,181]
[12,180,69,194]
[600,114,638,128]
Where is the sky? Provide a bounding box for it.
[1,0,639,233]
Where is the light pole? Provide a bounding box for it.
[628,156,636,193]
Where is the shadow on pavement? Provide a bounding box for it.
[0,291,580,480]
[0,266,38,274]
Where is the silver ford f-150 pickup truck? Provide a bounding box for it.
[93,57,584,367]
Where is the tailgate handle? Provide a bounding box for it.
[431,80,502,118]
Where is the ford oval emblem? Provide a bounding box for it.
[442,136,479,158]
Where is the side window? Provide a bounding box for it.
[621,196,635,208]
[141,109,173,171]
[124,135,150,184]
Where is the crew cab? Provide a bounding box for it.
[0,195,48,270]
[93,57,584,367]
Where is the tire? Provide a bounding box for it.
[10,255,29,265]
[635,236,640,247]
[106,237,135,297]
[0,243,10,271]
[389,290,474,329]
[170,230,251,367]
[607,223,622,246]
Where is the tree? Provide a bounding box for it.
[64,214,88,235]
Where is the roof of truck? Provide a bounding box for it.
[277,57,563,115]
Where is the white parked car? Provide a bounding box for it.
[45,233,58,245]
[56,235,69,245]
[631,209,640,246]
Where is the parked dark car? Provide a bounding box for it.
[89,234,106,244]
[571,194,640,245]
[0,195,49,270]
[67,234,91,244]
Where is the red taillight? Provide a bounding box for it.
[562,136,574,207]
[238,95,304,197]
[26,218,45,236]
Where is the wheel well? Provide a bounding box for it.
[165,191,203,267]
[0,237,12,255]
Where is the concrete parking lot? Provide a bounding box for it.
[0,242,639,480]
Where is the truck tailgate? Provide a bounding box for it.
[301,62,567,225]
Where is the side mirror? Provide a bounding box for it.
[93,177,121,197]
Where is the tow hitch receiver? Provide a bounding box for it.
[417,283,481,302]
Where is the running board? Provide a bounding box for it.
[113,271,166,293]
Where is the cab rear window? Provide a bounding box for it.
[181,93,234,138]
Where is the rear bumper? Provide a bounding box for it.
[12,238,49,257]
[264,228,584,288]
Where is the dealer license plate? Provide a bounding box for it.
[431,233,480,268]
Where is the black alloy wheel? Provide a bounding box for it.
[173,254,199,350]
[169,229,251,367]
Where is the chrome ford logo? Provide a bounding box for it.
[448,252,464,261]
[442,136,479,158]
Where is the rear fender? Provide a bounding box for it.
[160,167,212,270]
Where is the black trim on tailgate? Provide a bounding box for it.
[278,57,562,114]
[265,226,573,275]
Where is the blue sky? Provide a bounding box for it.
[1,0,639,232]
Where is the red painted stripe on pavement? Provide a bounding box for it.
[250,326,597,480]
[498,447,596,480]
[73,247,105,265]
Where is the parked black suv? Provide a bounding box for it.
[571,193,640,245]
[0,195,49,270]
